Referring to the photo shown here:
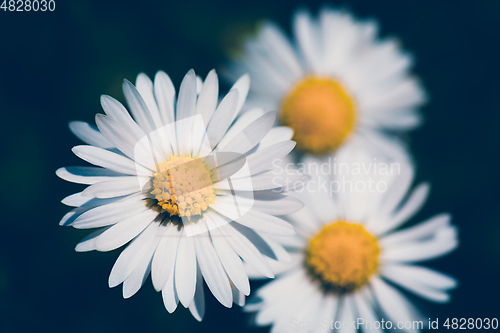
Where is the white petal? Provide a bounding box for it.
[231,284,245,307]
[123,79,157,134]
[122,225,167,298]
[369,161,414,223]
[338,295,356,333]
[217,112,276,154]
[81,177,147,199]
[217,108,265,148]
[233,223,290,263]
[56,167,125,185]
[174,234,197,307]
[253,268,302,302]
[69,121,113,149]
[349,38,413,93]
[209,225,250,296]
[380,213,451,246]
[287,203,322,236]
[216,221,274,278]
[370,277,420,333]
[276,287,323,331]
[122,252,152,299]
[378,183,430,235]
[251,193,304,216]
[205,89,239,148]
[381,264,456,290]
[294,10,322,72]
[188,266,205,321]
[196,76,203,94]
[357,129,411,163]
[216,170,306,191]
[162,270,179,313]
[258,127,294,149]
[71,194,148,229]
[257,22,304,80]
[364,110,421,130]
[62,192,128,208]
[320,11,374,77]
[154,71,176,125]
[107,222,160,287]
[361,77,425,111]
[244,254,301,279]
[62,192,93,207]
[75,227,111,252]
[242,42,292,95]
[176,69,197,121]
[268,277,321,333]
[151,224,182,291]
[209,155,250,182]
[381,228,458,263]
[100,95,145,141]
[194,230,233,307]
[210,189,252,214]
[95,114,140,161]
[245,141,296,176]
[353,291,382,333]
[59,207,91,226]
[229,74,250,117]
[95,209,157,252]
[195,69,219,127]
[175,70,198,155]
[135,73,164,129]
[297,157,338,223]
[256,233,292,263]
[317,295,338,333]
[380,265,451,303]
[254,270,308,325]
[72,145,149,176]
[235,210,295,236]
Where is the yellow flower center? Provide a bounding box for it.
[150,155,215,221]
[280,76,356,155]
[305,221,380,293]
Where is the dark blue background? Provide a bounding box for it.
[0,0,499,332]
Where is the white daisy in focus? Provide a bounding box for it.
[57,69,306,320]
[228,8,426,159]
[245,150,458,333]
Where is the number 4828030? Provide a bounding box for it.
[1,0,55,11]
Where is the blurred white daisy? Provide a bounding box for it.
[57,69,306,320]
[228,8,426,158]
[245,150,458,333]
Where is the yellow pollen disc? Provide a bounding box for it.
[150,155,215,220]
[280,76,356,155]
[305,221,380,293]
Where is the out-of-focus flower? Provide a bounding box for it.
[228,8,426,159]
[245,149,458,332]
[57,69,305,321]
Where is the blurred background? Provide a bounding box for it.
[0,0,499,332]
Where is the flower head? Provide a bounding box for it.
[245,149,458,332]
[229,8,426,159]
[57,69,306,320]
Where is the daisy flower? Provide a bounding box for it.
[245,149,458,332]
[57,69,306,320]
[228,8,426,158]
